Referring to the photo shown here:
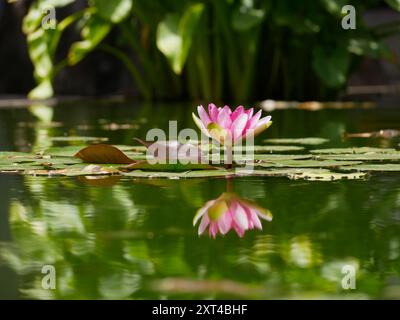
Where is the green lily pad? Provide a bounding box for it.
[0,151,34,158]
[122,169,233,179]
[339,164,400,172]
[235,145,305,153]
[317,153,400,161]
[121,161,217,172]
[13,157,83,165]
[236,168,366,181]
[237,154,312,161]
[204,145,305,153]
[40,146,88,157]
[310,147,396,154]
[0,163,44,172]
[24,165,120,177]
[50,136,109,142]
[264,137,329,145]
[257,159,361,168]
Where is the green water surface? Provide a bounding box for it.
[0,101,399,299]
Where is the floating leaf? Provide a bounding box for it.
[264,137,329,145]
[238,154,312,161]
[122,169,233,179]
[317,153,400,161]
[121,161,217,172]
[50,136,109,143]
[287,170,367,181]
[74,144,135,164]
[311,147,396,154]
[25,164,120,176]
[339,164,400,172]
[258,159,361,168]
[233,145,304,153]
[344,129,400,139]
[237,168,366,181]
[0,163,43,172]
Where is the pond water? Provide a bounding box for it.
[0,101,400,299]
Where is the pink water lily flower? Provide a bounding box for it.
[192,104,272,145]
[193,192,272,238]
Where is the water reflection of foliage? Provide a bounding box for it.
[0,175,400,299]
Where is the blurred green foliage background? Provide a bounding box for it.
[18,0,400,101]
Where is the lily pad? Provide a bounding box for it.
[122,169,233,179]
[235,145,305,153]
[0,163,44,172]
[205,145,305,153]
[339,164,400,172]
[237,154,312,161]
[317,153,400,161]
[235,168,366,180]
[257,159,361,168]
[264,137,329,145]
[121,161,217,172]
[40,146,89,157]
[50,136,109,143]
[25,165,120,177]
[239,169,365,181]
[310,147,396,154]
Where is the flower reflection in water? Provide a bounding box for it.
[193,192,272,238]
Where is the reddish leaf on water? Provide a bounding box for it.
[74,144,135,164]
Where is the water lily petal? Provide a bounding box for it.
[207,198,229,221]
[231,113,248,142]
[208,103,219,122]
[232,202,249,230]
[217,106,232,129]
[193,200,215,226]
[231,105,244,122]
[246,107,254,120]
[209,222,219,238]
[246,109,262,130]
[197,105,211,126]
[218,211,232,235]
[255,208,273,221]
[224,105,232,114]
[233,224,245,237]
[249,208,262,229]
[253,116,272,136]
[192,113,211,138]
[198,214,210,235]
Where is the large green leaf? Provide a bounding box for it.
[90,0,133,23]
[68,12,111,65]
[232,3,266,31]
[156,3,204,74]
[312,46,350,88]
[24,1,81,99]
[385,0,400,11]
